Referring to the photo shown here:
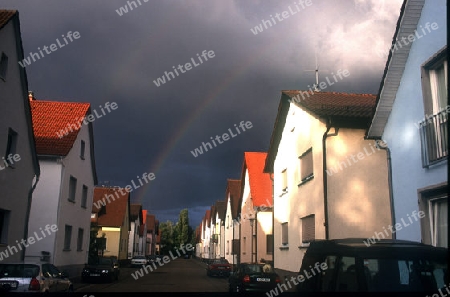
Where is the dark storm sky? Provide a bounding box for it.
[3,0,403,227]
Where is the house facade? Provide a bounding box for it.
[0,10,40,263]
[238,152,273,265]
[25,94,97,277]
[91,187,130,261]
[139,209,148,255]
[264,91,392,274]
[128,204,142,258]
[367,0,447,246]
[214,200,226,259]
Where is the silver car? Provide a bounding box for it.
[130,255,148,267]
[0,262,73,292]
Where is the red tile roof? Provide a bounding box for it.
[142,210,148,224]
[282,90,376,119]
[30,96,90,156]
[225,179,242,219]
[242,152,273,207]
[92,187,129,227]
[0,10,16,30]
[204,210,211,227]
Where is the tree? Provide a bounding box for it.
[159,220,175,254]
[177,209,189,246]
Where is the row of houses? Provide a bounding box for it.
[195,0,447,278]
[0,9,160,278]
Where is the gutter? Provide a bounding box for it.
[322,120,339,240]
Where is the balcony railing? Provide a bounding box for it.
[419,110,448,167]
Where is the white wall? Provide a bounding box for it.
[381,0,447,242]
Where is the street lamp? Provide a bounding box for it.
[249,218,255,264]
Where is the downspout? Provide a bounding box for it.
[22,174,40,261]
[322,120,339,240]
[375,140,396,239]
[270,173,274,267]
[255,211,258,264]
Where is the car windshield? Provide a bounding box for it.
[0,264,40,278]
[134,256,146,259]
[213,259,229,264]
[89,258,112,266]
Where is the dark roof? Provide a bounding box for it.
[130,204,143,223]
[0,10,16,30]
[215,200,226,221]
[225,179,242,219]
[282,90,376,119]
[264,91,376,173]
[92,187,130,227]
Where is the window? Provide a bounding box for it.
[281,222,288,246]
[232,239,240,255]
[336,257,357,291]
[226,240,229,255]
[420,46,448,167]
[419,184,448,248]
[299,148,314,184]
[243,237,246,254]
[280,169,287,195]
[301,214,315,244]
[81,185,88,208]
[0,52,8,81]
[80,140,85,159]
[0,209,10,244]
[266,234,273,254]
[77,228,84,251]
[64,225,72,250]
[68,176,77,202]
[5,128,18,167]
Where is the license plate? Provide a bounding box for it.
[1,282,17,288]
[90,274,100,276]
[256,278,270,282]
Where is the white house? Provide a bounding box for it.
[367,0,447,246]
[214,200,226,259]
[138,209,148,255]
[224,179,241,267]
[0,10,40,263]
[264,90,392,276]
[25,93,97,278]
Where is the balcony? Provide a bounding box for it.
[419,110,448,167]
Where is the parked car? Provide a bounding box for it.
[228,263,281,292]
[146,255,156,264]
[81,257,119,283]
[105,256,120,277]
[0,262,73,293]
[131,255,148,267]
[206,258,231,277]
[296,238,448,292]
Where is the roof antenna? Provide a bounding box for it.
[304,51,328,92]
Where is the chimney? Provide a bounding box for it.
[28,91,35,101]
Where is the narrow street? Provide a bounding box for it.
[75,258,229,292]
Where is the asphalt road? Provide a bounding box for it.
[75,257,229,292]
